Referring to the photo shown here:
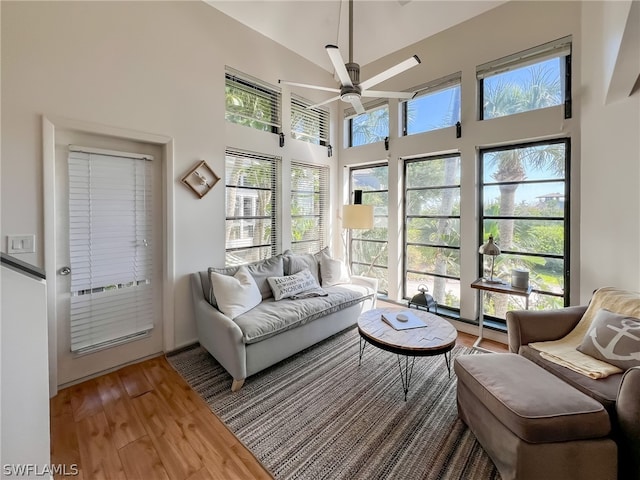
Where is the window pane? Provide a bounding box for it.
[405,84,460,135]
[291,95,329,145]
[483,219,564,255]
[225,72,280,132]
[482,144,566,183]
[291,162,328,254]
[483,183,565,217]
[406,245,460,277]
[350,106,389,147]
[226,246,273,266]
[351,239,388,266]
[406,218,460,247]
[483,57,564,120]
[406,188,461,216]
[406,156,461,187]
[352,264,389,295]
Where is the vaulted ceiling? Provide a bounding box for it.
[206,1,507,72]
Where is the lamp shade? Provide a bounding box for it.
[479,234,501,256]
[342,204,374,229]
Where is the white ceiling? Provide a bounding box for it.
[206,0,507,72]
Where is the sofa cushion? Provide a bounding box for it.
[267,269,322,301]
[209,266,262,320]
[520,345,621,416]
[455,353,611,444]
[577,308,640,371]
[318,250,351,287]
[234,283,374,344]
[206,255,285,307]
[284,252,320,284]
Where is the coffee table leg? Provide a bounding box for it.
[444,350,452,379]
[359,336,367,366]
[396,355,416,401]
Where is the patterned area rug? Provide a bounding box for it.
[168,326,500,480]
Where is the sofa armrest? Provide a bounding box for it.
[506,305,587,353]
[190,273,246,380]
[350,275,378,292]
[617,366,640,477]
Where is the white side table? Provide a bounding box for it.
[470,279,532,352]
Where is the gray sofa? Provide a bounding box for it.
[191,252,377,391]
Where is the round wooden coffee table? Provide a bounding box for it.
[358,307,458,400]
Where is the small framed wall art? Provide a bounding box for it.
[181,160,219,198]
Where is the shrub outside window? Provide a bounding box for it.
[404,154,461,309]
[479,139,569,321]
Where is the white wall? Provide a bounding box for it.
[1,1,334,353]
[338,1,583,318]
[580,1,640,302]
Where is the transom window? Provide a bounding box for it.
[479,138,569,320]
[404,154,461,309]
[290,161,329,254]
[346,102,389,148]
[291,94,329,146]
[478,36,572,120]
[402,74,461,136]
[225,67,281,133]
[225,148,280,265]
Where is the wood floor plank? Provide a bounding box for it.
[119,435,171,480]
[141,357,202,416]
[70,379,104,422]
[50,412,84,480]
[117,362,154,398]
[76,412,126,480]
[50,389,73,418]
[132,391,203,480]
[95,373,147,449]
[177,408,272,480]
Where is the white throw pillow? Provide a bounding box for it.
[267,269,321,301]
[209,266,262,319]
[319,251,351,287]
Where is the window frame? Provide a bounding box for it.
[224,148,280,266]
[402,153,462,310]
[225,67,282,134]
[290,161,330,254]
[478,137,571,323]
[290,94,330,146]
[346,101,389,148]
[477,37,572,121]
[401,73,462,137]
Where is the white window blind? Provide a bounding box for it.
[68,148,154,354]
[225,67,282,132]
[225,148,280,265]
[291,94,329,146]
[290,161,329,254]
[476,36,572,80]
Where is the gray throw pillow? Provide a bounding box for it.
[576,308,640,370]
[284,252,320,284]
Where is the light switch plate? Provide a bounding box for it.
[7,235,36,254]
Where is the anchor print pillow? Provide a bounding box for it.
[577,308,640,370]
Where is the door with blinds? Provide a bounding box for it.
[55,136,163,386]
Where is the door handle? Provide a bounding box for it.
[59,266,71,276]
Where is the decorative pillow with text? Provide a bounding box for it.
[267,269,322,301]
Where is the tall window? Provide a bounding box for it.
[478,36,572,120]
[291,94,329,146]
[479,139,569,320]
[291,162,329,254]
[404,154,461,309]
[347,101,389,147]
[350,165,389,294]
[225,149,279,266]
[402,74,461,136]
[225,67,281,133]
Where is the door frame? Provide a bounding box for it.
[43,115,175,397]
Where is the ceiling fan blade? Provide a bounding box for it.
[350,96,365,115]
[359,55,421,90]
[325,45,353,88]
[361,90,415,99]
[308,95,341,110]
[279,80,340,93]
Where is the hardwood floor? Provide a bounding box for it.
[50,329,506,480]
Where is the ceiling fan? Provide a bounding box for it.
[279,0,421,115]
